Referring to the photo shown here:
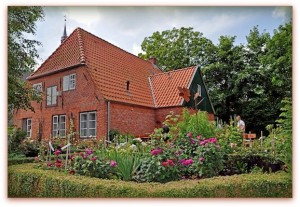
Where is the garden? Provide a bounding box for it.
[8,98,292,198]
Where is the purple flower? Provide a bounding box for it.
[187,132,193,138]
[110,160,117,167]
[151,148,162,156]
[190,139,196,144]
[85,148,93,156]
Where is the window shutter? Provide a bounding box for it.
[47,87,52,105]
[63,75,69,91]
[52,86,57,104]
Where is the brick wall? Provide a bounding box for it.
[109,102,156,137]
[14,66,108,141]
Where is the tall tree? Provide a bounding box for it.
[202,36,245,122]
[8,6,44,112]
[138,27,215,71]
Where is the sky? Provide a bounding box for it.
[32,6,292,66]
[1,1,299,207]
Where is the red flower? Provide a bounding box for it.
[55,161,62,168]
[151,148,162,156]
[47,162,53,167]
[187,132,193,138]
[91,157,97,161]
[55,149,61,156]
[167,159,174,166]
[69,170,75,175]
[162,161,168,167]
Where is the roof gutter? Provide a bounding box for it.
[26,63,86,80]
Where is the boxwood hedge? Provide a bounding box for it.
[8,163,292,198]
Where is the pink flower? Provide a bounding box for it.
[162,161,168,167]
[187,132,193,138]
[56,159,62,163]
[34,156,39,162]
[85,148,93,156]
[110,160,117,167]
[197,135,202,140]
[199,141,206,146]
[151,148,162,156]
[209,138,217,143]
[55,149,61,156]
[47,162,53,167]
[167,159,174,166]
[91,157,97,161]
[55,160,62,168]
[180,159,193,166]
[199,157,205,162]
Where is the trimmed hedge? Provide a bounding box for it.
[8,157,36,166]
[8,163,292,198]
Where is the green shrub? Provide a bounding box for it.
[8,163,292,198]
[8,127,27,154]
[8,157,36,165]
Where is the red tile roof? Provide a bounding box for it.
[28,28,196,108]
[149,66,196,107]
[29,28,162,107]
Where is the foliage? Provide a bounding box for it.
[8,157,35,166]
[276,98,292,172]
[19,138,39,157]
[139,27,215,71]
[105,149,142,181]
[8,127,27,154]
[8,163,292,198]
[216,118,243,153]
[8,6,44,111]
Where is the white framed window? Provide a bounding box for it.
[197,84,202,97]
[33,82,43,93]
[22,118,32,137]
[80,111,96,138]
[63,73,76,91]
[52,115,66,137]
[47,86,57,106]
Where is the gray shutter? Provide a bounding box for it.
[47,87,52,105]
[63,75,69,91]
[52,86,57,104]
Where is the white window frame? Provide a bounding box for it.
[197,84,202,97]
[63,73,76,91]
[47,86,57,106]
[80,111,96,138]
[26,118,32,137]
[52,115,66,137]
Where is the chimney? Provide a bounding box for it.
[148,57,158,65]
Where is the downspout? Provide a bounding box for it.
[107,100,111,144]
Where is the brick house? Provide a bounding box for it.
[14,27,215,141]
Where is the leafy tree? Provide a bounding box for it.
[202,36,245,122]
[138,27,215,71]
[8,6,44,112]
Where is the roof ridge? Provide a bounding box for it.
[149,66,196,78]
[76,28,86,63]
[76,27,161,72]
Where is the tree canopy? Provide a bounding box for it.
[139,22,292,134]
[8,6,44,112]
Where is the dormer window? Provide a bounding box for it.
[63,73,76,91]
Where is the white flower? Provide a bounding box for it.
[130,144,137,151]
[133,138,142,142]
[141,142,147,147]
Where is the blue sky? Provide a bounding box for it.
[33,6,292,66]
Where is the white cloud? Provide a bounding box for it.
[272,7,290,20]
[65,7,102,27]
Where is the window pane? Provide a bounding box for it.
[80,121,87,128]
[89,129,96,137]
[89,112,96,121]
[80,129,87,137]
[63,75,69,91]
[81,113,87,121]
[70,74,76,89]
[60,129,66,137]
[60,115,66,123]
[53,116,58,124]
[89,120,96,128]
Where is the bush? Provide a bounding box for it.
[8,157,36,165]
[8,163,292,198]
[8,127,27,154]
